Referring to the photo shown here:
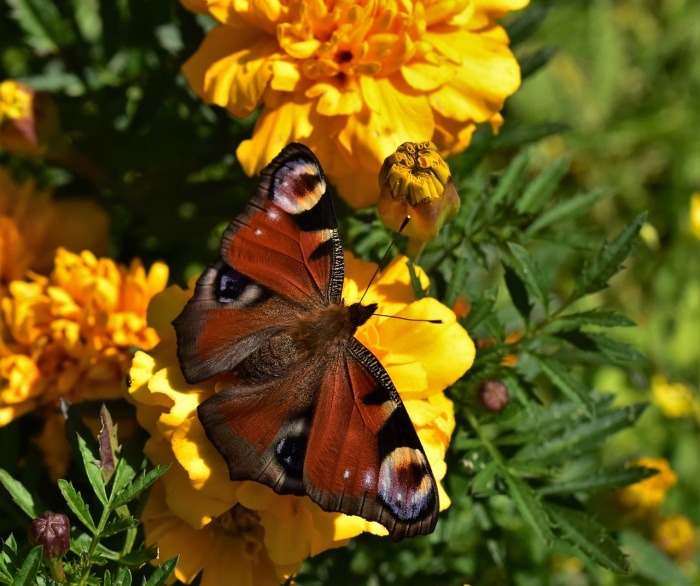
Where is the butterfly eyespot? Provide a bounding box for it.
[274,418,309,478]
[377,447,434,522]
[216,265,266,307]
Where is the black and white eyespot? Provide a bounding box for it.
[376,447,434,522]
[272,159,326,215]
[201,260,268,307]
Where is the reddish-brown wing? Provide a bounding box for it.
[303,338,439,541]
[173,143,342,384]
[220,143,344,305]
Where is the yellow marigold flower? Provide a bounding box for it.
[0,248,169,426]
[651,375,696,419]
[127,252,474,584]
[378,141,460,254]
[654,514,697,561]
[181,0,529,207]
[0,167,110,282]
[0,80,59,156]
[690,192,700,239]
[617,457,677,515]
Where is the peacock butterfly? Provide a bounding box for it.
[172,143,439,540]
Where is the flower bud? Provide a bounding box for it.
[478,380,509,413]
[377,142,460,252]
[0,80,60,157]
[28,511,70,560]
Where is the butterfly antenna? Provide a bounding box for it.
[374,313,443,324]
[358,216,411,304]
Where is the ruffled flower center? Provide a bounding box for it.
[277,0,466,83]
[214,505,265,561]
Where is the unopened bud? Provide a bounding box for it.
[28,511,70,560]
[377,142,460,252]
[478,380,509,412]
[0,80,60,156]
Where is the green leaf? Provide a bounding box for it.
[0,470,41,519]
[77,431,108,506]
[469,462,499,496]
[516,157,570,214]
[547,505,630,574]
[11,546,42,586]
[110,465,169,510]
[519,46,558,79]
[576,212,647,296]
[405,260,427,300]
[584,333,646,362]
[443,249,469,308]
[506,242,549,312]
[526,188,613,234]
[526,352,595,409]
[505,4,552,44]
[504,264,532,321]
[503,474,554,546]
[119,546,159,567]
[101,516,139,537]
[462,286,498,330]
[620,531,693,586]
[7,0,76,52]
[111,455,137,502]
[114,567,133,586]
[492,122,569,150]
[513,403,647,465]
[58,479,96,532]
[489,150,531,209]
[546,310,635,331]
[538,466,658,496]
[142,556,179,585]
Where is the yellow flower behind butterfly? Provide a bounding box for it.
[127,252,474,585]
[182,0,529,207]
[0,248,168,426]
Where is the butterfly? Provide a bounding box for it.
[172,143,439,540]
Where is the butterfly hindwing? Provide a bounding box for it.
[303,338,439,540]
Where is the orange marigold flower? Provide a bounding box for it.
[0,167,110,282]
[653,514,697,561]
[0,248,169,426]
[127,252,474,584]
[182,0,529,207]
[617,457,677,515]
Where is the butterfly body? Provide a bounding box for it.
[173,143,439,540]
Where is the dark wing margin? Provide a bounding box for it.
[221,143,344,305]
[302,338,439,541]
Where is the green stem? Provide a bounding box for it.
[77,505,112,586]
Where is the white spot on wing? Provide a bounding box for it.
[273,161,326,214]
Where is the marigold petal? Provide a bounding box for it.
[401,59,458,92]
[236,98,316,176]
[182,25,277,118]
[428,30,521,123]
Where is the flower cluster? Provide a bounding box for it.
[127,253,474,584]
[0,167,109,282]
[1,248,168,426]
[182,0,529,207]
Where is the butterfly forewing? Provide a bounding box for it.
[221,143,344,305]
[174,142,441,541]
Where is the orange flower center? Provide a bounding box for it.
[277,0,466,83]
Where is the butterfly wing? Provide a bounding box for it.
[303,338,439,540]
[173,143,343,383]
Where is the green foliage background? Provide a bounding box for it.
[1,0,698,584]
